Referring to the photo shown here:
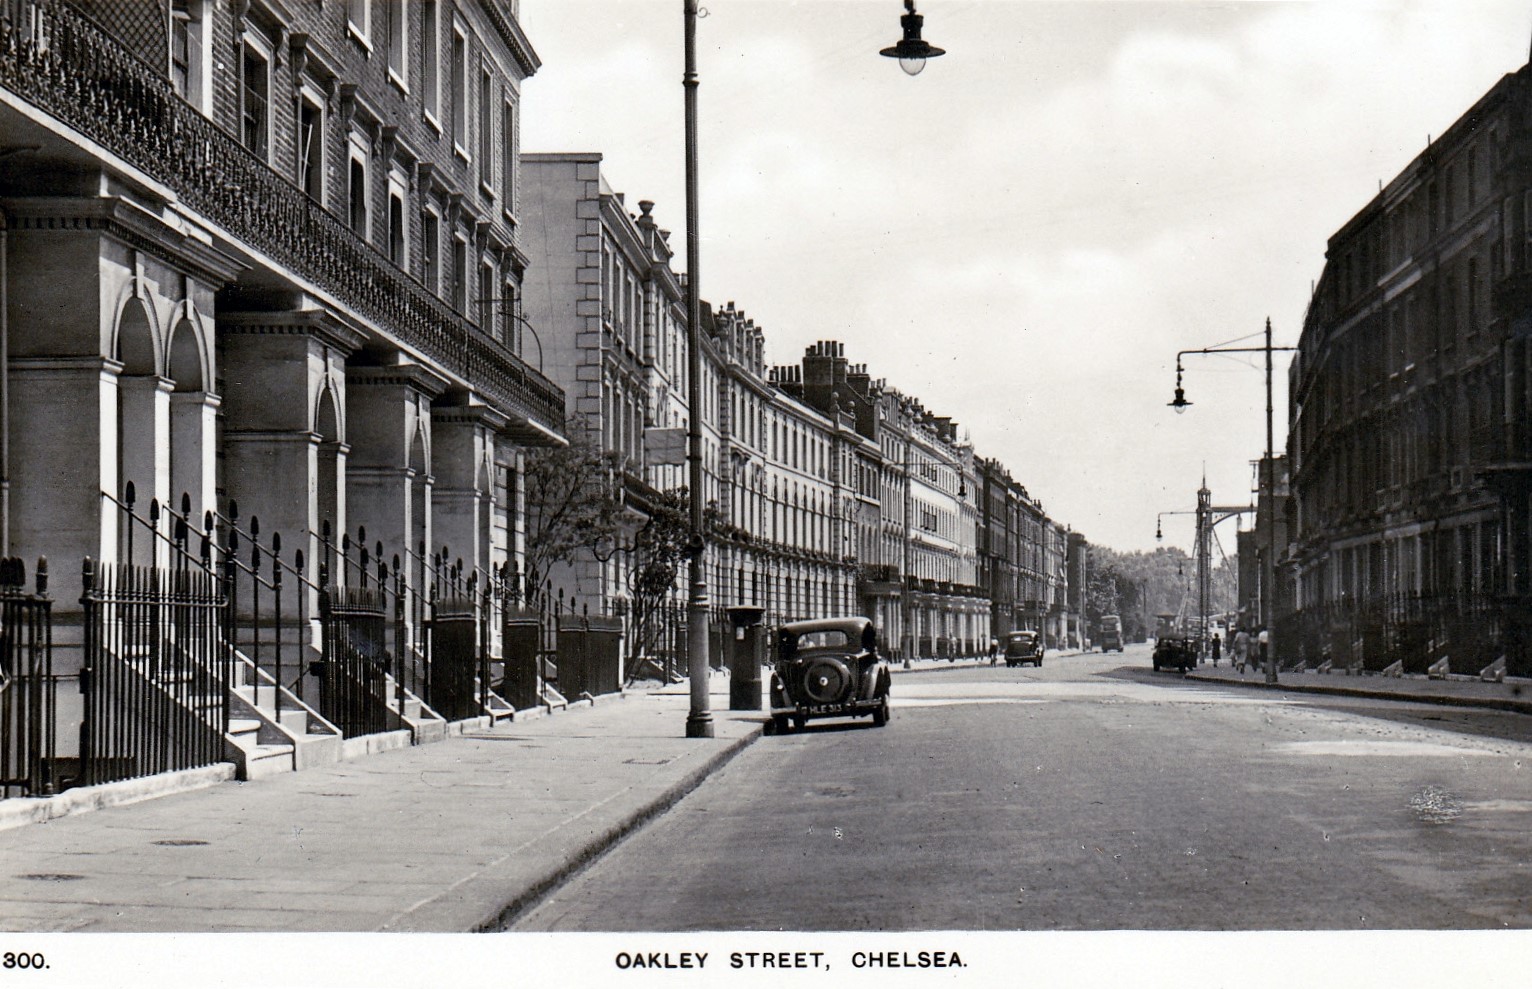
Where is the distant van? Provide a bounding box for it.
[1098,615,1124,653]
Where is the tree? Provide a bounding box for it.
[520,421,626,603]
[1086,544,1238,641]
[622,487,690,681]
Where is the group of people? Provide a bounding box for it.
[1208,626,1268,673]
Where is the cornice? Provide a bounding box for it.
[217,309,365,353]
[347,361,451,397]
[4,196,246,285]
[432,402,510,431]
[480,0,541,78]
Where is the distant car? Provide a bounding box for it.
[1153,635,1195,673]
[1004,630,1044,668]
[769,617,891,733]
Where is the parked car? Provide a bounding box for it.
[769,617,891,733]
[1153,635,1196,673]
[1004,630,1044,667]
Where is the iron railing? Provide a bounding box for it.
[80,557,228,786]
[0,558,58,798]
[0,0,563,430]
[1276,592,1532,677]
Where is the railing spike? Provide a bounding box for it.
[295,549,305,575]
[181,491,191,516]
[125,480,136,507]
[35,557,47,596]
[250,516,260,538]
[228,499,239,521]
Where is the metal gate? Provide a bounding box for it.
[427,594,481,721]
[500,605,542,710]
[80,559,230,787]
[317,585,393,737]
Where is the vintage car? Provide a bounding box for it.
[1003,630,1044,668]
[769,617,891,733]
[1153,635,1196,673]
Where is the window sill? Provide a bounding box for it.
[386,68,409,95]
[502,208,518,229]
[422,111,442,137]
[479,181,496,203]
[453,143,471,165]
[346,23,372,55]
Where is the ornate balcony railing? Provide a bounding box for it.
[0,0,563,432]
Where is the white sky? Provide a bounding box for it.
[519,0,1532,555]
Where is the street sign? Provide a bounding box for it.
[644,427,687,465]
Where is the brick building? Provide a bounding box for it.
[0,0,562,779]
[1287,58,1532,673]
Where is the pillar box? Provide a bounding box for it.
[726,605,767,711]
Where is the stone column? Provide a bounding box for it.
[219,312,360,591]
[431,404,508,583]
[9,357,121,598]
[345,363,447,593]
[169,390,218,527]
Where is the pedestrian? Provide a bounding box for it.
[1211,632,1222,665]
[1257,626,1269,671]
[989,638,1000,666]
[1232,627,1251,674]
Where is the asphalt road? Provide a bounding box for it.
[508,644,1532,931]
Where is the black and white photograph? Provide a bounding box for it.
[1,0,1531,984]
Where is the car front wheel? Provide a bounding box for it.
[872,695,889,728]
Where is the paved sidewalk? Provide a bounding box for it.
[1184,662,1532,715]
[0,682,764,933]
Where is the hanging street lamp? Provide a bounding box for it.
[880,0,945,76]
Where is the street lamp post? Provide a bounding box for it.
[1169,318,1295,684]
[679,0,945,728]
[473,297,546,371]
[682,0,712,737]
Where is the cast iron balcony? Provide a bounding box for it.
[0,0,563,432]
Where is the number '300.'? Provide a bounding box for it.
[4,952,46,969]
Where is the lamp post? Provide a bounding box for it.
[1169,318,1295,684]
[681,0,712,737]
[473,297,546,371]
[679,0,945,728]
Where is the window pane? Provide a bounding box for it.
[388,194,404,265]
[349,158,367,235]
[241,46,268,158]
[422,1,439,115]
[423,213,440,293]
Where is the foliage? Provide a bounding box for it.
[1085,545,1237,642]
[520,421,626,603]
[624,487,691,677]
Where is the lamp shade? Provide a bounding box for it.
[880,6,944,73]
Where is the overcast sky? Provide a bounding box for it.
[520,0,1532,556]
